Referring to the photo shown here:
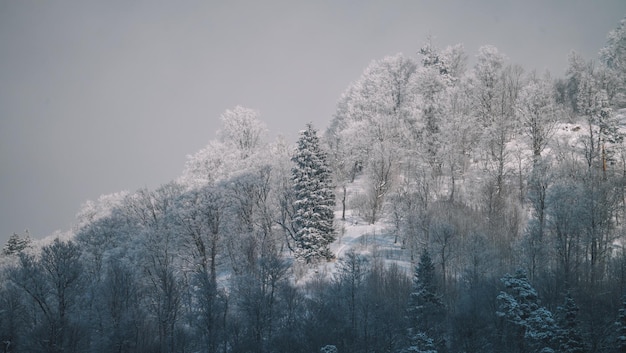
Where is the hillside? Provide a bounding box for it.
[1,18,626,353]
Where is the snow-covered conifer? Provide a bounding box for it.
[291,123,336,262]
[405,250,445,352]
[497,270,558,352]
[2,231,31,256]
[556,293,586,353]
[402,331,438,353]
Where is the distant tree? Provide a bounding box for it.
[578,67,623,175]
[2,231,31,256]
[129,184,185,353]
[329,54,419,222]
[9,238,85,353]
[617,297,626,353]
[335,250,369,344]
[565,51,591,114]
[497,270,557,353]
[600,17,626,108]
[233,253,289,353]
[180,106,268,188]
[405,250,445,352]
[401,331,438,353]
[365,261,412,353]
[516,72,559,160]
[472,45,506,129]
[416,38,467,178]
[291,123,336,262]
[320,344,338,353]
[556,293,586,353]
[0,276,28,352]
[218,105,267,159]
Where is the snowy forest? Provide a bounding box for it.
[2,18,626,353]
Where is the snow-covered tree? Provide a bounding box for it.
[497,270,557,352]
[2,231,31,256]
[9,238,84,352]
[600,17,626,108]
[180,106,268,188]
[329,54,419,222]
[320,344,338,353]
[404,250,445,352]
[401,331,438,353]
[218,105,267,159]
[516,72,559,160]
[571,60,625,180]
[291,123,336,262]
[408,250,444,326]
[556,293,586,353]
[472,45,507,128]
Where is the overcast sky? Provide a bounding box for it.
[1,1,625,245]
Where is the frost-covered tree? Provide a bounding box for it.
[329,54,419,222]
[2,231,31,256]
[556,293,586,353]
[577,68,623,173]
[320,344,338,353]
[291,123,336,262]
[473,45,506,128]
[9,238,85,353]
[335,250,369,341]
[180,106,268,188]
[401,331,438,353]
[218,105,267,159]
[497,270,557,353]
[405,250,445,352]
[600,17,626,108]
[516,72,559,160]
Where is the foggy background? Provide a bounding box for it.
[1,0,625,245]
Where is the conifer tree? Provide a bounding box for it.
[497,270,557,352]
[556,293,586,353]
[291,123,336,262]
[404,250,444,353]
[2,232,31,256]
[616,297,626,353]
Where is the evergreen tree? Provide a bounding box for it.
[401,331,438,353]
[404,250,444,353]
[497,270,557,353]
[408,250,444,329]
[291,123,336,262]
[556,293,586,353]
[616,297,626,353]
[2,231,31,256]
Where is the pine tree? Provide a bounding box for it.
[291,123,336,262]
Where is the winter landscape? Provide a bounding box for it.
[2,3,626,353]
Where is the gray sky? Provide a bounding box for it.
[1,0,625,245]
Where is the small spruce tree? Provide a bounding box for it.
[404,250,444,353]
[291,123,336,262]
[556,292,586,353]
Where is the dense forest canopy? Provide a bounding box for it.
[2,17,626,353]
